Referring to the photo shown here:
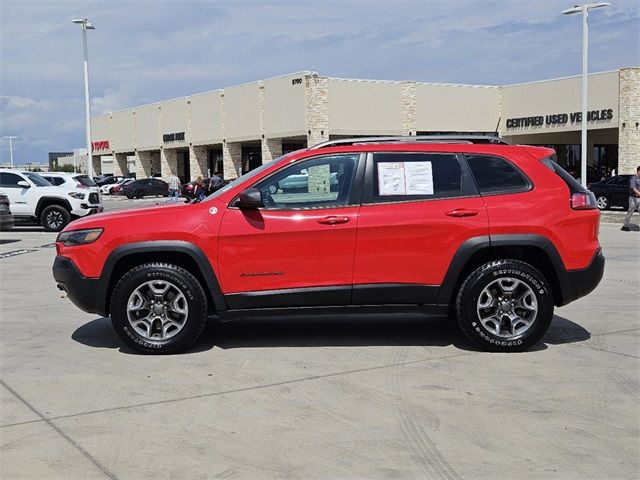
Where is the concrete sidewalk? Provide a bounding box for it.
[0,224,638,480]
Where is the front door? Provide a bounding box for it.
[218,153,363,308]
[352,152,489,304]
[0,172,36,216]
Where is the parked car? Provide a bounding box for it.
[120,178,169,199]
[95,175,120,187]
[39,172,100,195]
[0,193,14,231]
[99,177,127,195]
[589,175,632,210]
[0,169,102,231]
[111,178,135,195]
[181,176,228,200]
[53,136,604,354]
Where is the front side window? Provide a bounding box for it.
[24,172,52,187]
[253,154,360,209]
[370,153,462,202]
[466,155,530,194]
[0,172,24,188]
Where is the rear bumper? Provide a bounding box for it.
[560,248,605,306]
[53,256,106,316]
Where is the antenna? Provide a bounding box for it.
[494,117,501,136]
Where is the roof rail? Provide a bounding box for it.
[309,135,511,149]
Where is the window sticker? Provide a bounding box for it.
[377,161,433,196]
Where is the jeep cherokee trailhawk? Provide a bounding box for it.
[52,136,604,353]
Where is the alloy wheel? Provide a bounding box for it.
[476,277,538,339]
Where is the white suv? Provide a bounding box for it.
[0,169,103,231]
[39,172,99,194]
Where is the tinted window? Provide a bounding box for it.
[371,153,462,201]
[0,172,24,187]
[467,155,529,194]
[254,154,359,209]
[45,176,65,186]
[611,175,630,186]
[74,175,96,187]
[24,172,52,187]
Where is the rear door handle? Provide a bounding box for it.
[318,216,350,225]
[445,209,479,217]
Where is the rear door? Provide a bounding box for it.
[218,153,364,308]
[352,152,488,304]
[609,175,630,206]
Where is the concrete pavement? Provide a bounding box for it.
[0,221,638,480]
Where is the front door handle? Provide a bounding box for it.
[318,216,350,225]
[445,209,479,218]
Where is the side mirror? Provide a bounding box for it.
[17,180,30,188]
[238,188,263,209]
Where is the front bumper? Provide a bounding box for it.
[72,205,104,217]
[560,248,605,306]
[53,256,106,316]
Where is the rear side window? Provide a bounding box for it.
[370,153,462,202]
[74,175,96,187]
[47,176,65,186]
[466,155,530,194]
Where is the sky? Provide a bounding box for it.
[1,0,638,166]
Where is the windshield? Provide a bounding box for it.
[24,172,52,187]
[205,154,289,201]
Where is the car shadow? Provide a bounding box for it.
[71,313,590,355]
[0,239,21,245]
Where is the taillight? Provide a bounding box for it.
[571,192,597,210]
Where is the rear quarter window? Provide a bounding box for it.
[466,155,530,194]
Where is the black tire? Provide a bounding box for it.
[110,263,208,354]
[41,205,71,232]
[455,259,554,352]
[596,195,610,210]
[126,194,133,199]
[135,189,144,199]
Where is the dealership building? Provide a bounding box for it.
[90,67,639,182]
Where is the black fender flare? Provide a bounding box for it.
[36,197,72,218]
[100,241,226,315]
[437,234,570,306]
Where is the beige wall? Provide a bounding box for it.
[191,91,223,145]
[111,109,135,152]
[416,84,500,132]
[501,71,619,135]
[328,79,403,135]
[264,74,306,138]
[91,114,111,143]
[224,83,261,141]
[135,104,161,151]
[160,98,189,146]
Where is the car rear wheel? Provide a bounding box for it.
[135,189,144,199]
[41,205,71,232]
[596,195,609,210]
[110,263,208,354]
[455,259,554,352]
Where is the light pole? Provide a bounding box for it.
[562,2,610,188]
[2,136,17,169]
[72,18,95,177]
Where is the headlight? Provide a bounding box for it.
[57,228,103,246]
[68,192,86,200]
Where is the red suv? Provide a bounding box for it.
[53,136,604,354]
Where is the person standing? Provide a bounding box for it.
[194,176,206,202]
[621,165,640,231]
[168,174,181,203]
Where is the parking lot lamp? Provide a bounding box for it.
[2,136,17,169]
[562,2,610,188]
[72,18,95,177]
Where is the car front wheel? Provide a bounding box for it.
[596,195,609,210]
[455,259,554,352]
[41,205,71,232]
[110,263,208,354]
